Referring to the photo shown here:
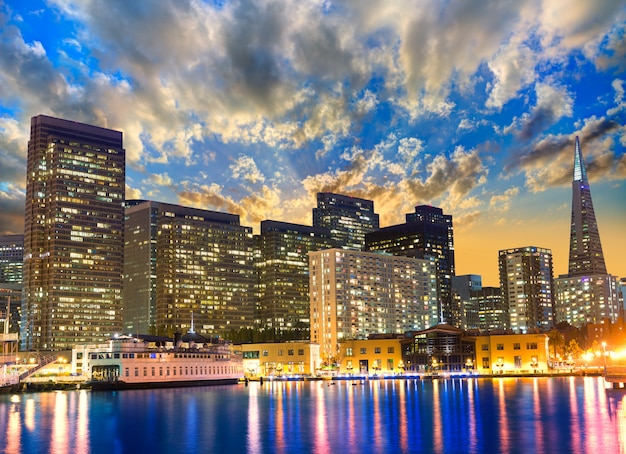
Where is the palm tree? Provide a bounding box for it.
[547,329,565,364]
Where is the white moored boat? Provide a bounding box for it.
[84,333,243,390]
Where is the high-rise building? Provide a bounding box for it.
[123,201,256,337]
[499,247,554,333]
[618,278,626,320]
[451,274,482,330]
[471,287,507,332]
[365,205,455,324]
[0,284,21,334]
[555,275,619,326]
[22,115,125,350]
[256,221,334,335]
[555,137,620,326]
[0,235,23,333]
[312,192,379,250]
[0,234,23,284]
[309,248,438,363]
[567,137,606,276]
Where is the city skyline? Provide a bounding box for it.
[0,1,625,286]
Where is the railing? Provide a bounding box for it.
[19,355,58,380]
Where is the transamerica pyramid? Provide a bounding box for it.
[567,136,607,276]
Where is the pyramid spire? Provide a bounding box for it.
[573,136,587,183]
[567,136,606,276]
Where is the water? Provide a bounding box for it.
[0,376,625,453]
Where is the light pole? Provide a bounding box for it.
[602,341,607,376]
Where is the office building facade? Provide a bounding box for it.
[312,192,379,250]
[499,246,554,333]
[471,287,507,332]
[555,275,619,326]
[256,221,334,335]
[309,248,438,364]
[22,115,125,350]
[123,201,256,337]
[451,274,482,330]
[366,205,455,323]
[0,234,24,284]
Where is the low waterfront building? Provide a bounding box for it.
[239,341,320,378]
[336,336,405,375]
[472,332,549,374]
[400,325,550,375]
[401,324,475,373]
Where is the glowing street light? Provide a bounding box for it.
[602,342,607,376]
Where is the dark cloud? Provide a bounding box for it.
[518,106,559,142]
[0,193,24,235]
[406,147,486,204]
[507,117,622,173]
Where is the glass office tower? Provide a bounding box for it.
[124,201,256,337]
[22,115,125,350]
[313,192,379,251]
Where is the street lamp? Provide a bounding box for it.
[602,342,607,376]
[431,358,439,377]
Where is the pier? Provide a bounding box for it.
[604,366,626,389]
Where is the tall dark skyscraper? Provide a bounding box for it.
[22,115,125,350]
[556,137,619,326]
[365,205,455,325]
[312,193,379,250]
[568,136,607,276]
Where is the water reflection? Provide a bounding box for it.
[569,376,582,453]
[313,384,328,453]
[532,378,544,449]
[497,378,509,453]
[432,379,443,453]
[5,395,21,454]
[466,379,476,453]
[397,381,408,452]
[52,392,68,454]
[1,377,626,453]
[247,384,260,453]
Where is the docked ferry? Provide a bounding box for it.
[83,333,243,390]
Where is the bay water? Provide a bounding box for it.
[0,376,624,453]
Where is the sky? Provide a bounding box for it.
[0,0,625,287]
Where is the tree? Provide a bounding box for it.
[547,328,565,360]
[565,339,583,363]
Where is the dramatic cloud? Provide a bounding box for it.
[0,0,625,281]
[230,155,266,184]
[0,184,25,235]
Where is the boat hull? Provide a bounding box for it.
[89,377,240,391]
